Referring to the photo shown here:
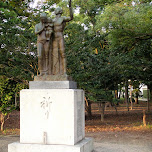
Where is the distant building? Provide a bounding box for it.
[139,84,147,95]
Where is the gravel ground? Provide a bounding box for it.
[0,135,19,152]
[90,131,152,152]
[94,142,152,152]
[1,134,152,152]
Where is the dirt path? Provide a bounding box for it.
[86,131,152,152]
[94,142,152,152]
[1,131,152,152]
[1,103,152,152]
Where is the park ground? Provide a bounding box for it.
[0,101,152,152]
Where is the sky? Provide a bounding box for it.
[32,0,43,8]
[31,0,80,14]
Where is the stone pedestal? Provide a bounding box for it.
[34,75,72,81]
[8,80,94,152]
[8,138,93,152]
[20,89,85,145]
[29,81,77,89]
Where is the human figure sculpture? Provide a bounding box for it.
[35,0,73,76]
[52,0,73,75]
[45,17,53,74]
[35,13,52,75]
[45,17,53,41]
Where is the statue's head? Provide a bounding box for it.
[55,7,63,15]
[47,17,52,23]
[40,13,47,22]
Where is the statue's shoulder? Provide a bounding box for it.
[62,16,71,21]
[53,17,64,21]
[53,17,64,25]
[62,16,68,20]
[52,18,55,22]
[35,22,41,28]
[50,23,53,26]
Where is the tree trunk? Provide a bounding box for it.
[147,84,152,112]
[125,80,129,111]
[114,104,118,115]
[118,86,121,99]
[85,97,92,119]
[1,114,4,131]
[135,97,138,104]
[129,85,133,110]
[115,90,118,99]
[1,122,4,132]
[98,102,101,111]
[135,93,139,104]
[147,88,150,112]
[143,110,146,126]
[101,102,105,122]
[123,92,125,98]
[87,101,92,119]
[150,89,152,103]
[0,114,9,131]
[149,85,152,104]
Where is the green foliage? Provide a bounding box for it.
[96,2,152,49]
[1,0,152,109]
[0,1,37,129]
[64,22,117,102]
[0,75,26,111]
[0,0,38,81]
[95,1,152,90]
[0,75,27,130]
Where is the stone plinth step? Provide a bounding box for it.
[8,138,94,152]
[34,75,72,81]
[29,81,77,89]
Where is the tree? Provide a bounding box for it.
[0,0,38,80]
[0,0,38,131]
[0,75,27,131]
[64,22,118,118]
[43,0,124,118]
[95,1,152,108]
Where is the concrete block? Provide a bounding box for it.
[20,89,85,145]
[29,81,77,89]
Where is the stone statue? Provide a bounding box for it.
[35,13,52,76]
[35,0,73,78]
[45,17,53,75]
[45,17,53,41]
[52,0,73,75]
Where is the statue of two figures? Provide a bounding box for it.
[35,1,73,76]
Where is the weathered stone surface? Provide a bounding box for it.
[34,75,73,81]
[29,81,77,89]
[20,89,85,145]
[8,138,94,152]
[35,2,73,76]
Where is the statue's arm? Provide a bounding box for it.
[35,24,44,35]
[64,0,73,22]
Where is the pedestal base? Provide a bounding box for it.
[8,138,94,152]
[34,75,72,81]
[20,89,85,145]
[29,81,77,89]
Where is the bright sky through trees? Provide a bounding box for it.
[32,0,43,8]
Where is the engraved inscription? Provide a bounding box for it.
[41,97,52,119]
[43,132,47,144]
